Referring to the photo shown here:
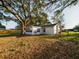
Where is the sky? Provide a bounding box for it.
[1,20,18,29]
[63,2,79,29]
[1,2,79,29]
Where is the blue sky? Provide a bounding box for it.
[1,2,79,29]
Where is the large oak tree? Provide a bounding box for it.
[0,0,78,35]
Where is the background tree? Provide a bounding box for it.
[73,24,79,31]
[0,22,5,29]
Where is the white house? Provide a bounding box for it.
[25,26,43,35]
[43,24,60,35]
[25,23,60,35]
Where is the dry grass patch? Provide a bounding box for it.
[0,36,78,59]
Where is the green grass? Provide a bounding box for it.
[0,32,20,37]
[60,35,79,42]
[0,30,21,37]
[42,32,79,42]
[60,32,79,41]
[61,32,79,35]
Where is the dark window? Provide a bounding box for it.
[43,28,45,32]
[26,30,32,32]
[37,29,40,32]
[26,28,32,32]
[34,31,37,33]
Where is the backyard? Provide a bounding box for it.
[0,0,79,59]
[0,31,79,59]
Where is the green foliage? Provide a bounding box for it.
[28,12,48,26]
[0,0,77,21]
[73,24,79,31]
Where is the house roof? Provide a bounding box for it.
[43,20,58,27]
[43,23,57,27]
[32,23,57,27]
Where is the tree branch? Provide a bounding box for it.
[0,0,24,24]
[61,0,77,11]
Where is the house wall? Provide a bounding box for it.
[53,24,60,34]
[25,26,43,35]
[44,26,54,35]
[53,25,57,34]
[44,24,61,35]
[54,24,61,34]
[32,26,43,35]
[25,25,60,35]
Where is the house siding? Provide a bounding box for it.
[25,24,60,35]
[44,27,54,35]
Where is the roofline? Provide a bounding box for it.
[32,23,57,27]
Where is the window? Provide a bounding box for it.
[34,31,37,33]
[26,28,32,32]
[26,30,32,32]
[37,28,40,32]
[43,28,45,32]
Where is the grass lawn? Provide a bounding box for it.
[0,30,79,59]
[0,35,78,59]
[0,30,21,37]
[60,32,79,41]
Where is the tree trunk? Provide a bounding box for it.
[59,22,62,34]
[20,22,26,35]
[21,25,26,35]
